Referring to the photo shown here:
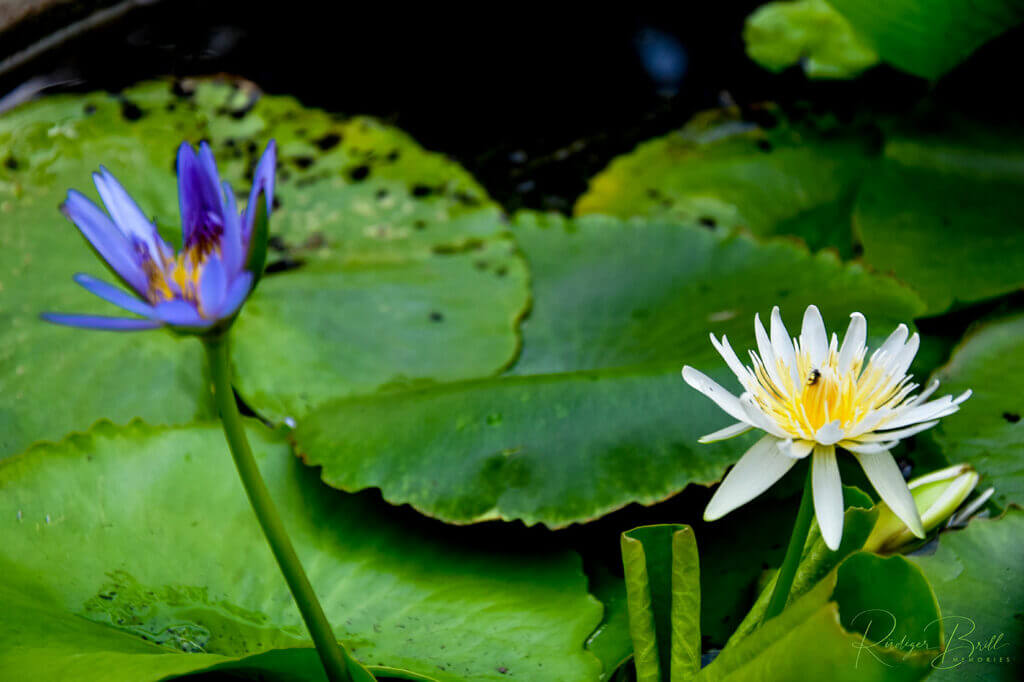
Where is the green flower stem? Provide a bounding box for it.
[763,468,814,622]
[204,333,358,682]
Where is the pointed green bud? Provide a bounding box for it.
[864,464,981,553]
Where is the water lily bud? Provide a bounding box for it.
[864,464,981,553]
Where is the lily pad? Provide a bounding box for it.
[854,119,1024,314]
[0,421,603,682]
[744,0,880,79]
[698,553,940,681]
[924,313,1024,507]
[908,509,1024,682]
[0,79,528,456]
[827,0,1024,79]
[292,213,926,528]
[573,109,878,255]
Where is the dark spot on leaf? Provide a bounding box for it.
[475,260,488,270]
[83,103,96,115]
[646,188,661,199]
[413,220,427,230]
[497,667,509,674]
[304,232,326,249]
[292,156,314,170]
[376,188,389,200]
[120,101,144,121]
[698,216,717,229]
[453,190,480,206]
[265,258,305,274]
[429,311,444,322]
[4,156,18,170]
[349,165,370,182]
[1003,412,1020,423]
[412,184,433,198]
[165,103,176,112]
[852,243,864,257]
[777,289,790,298]
[756,139,772,152]
[495,266,508,277]
[314,132,342,151]
[386,149,400,162]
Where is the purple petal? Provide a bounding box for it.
[73,273,156,317]
[242,140,276,242]
[92,167,161,259]
[198,252,227,315]
[154,300,210,327]
[62,190,148,295]
[216,271,254,318]
[221,180,243,275]
[177,142,225,250]
[40,313,162,331]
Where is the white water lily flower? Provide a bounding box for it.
[682,305,971,551]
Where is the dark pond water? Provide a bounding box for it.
[6,1,995,211]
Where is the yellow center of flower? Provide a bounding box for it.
[749,343,911,438]
[142,244,215,310]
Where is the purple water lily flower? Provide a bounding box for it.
[42,140,276,332]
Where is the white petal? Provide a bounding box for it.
[883,391,971,430]
[711,334,753,391]
[698,422,753,443]
[911,380,940,406]
[839,440,897,454]
[740,393,790,439]
[844,408,891,439]
[855,450,925,539]
[800,305,828,367]
[869,324,909,371]
[787,439,815,459]
[837,313,866,375]
[815,419,845,446]
[887,333,920,380]
[812,445,844,551]
[856,420,940,443]
[754,314,785,389]
[682,366,751,424]
[704,435,796,521]
[770,306,800,386]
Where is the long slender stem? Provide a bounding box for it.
[204,333,356,682]
[763,468,815,622]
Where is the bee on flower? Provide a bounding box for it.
[42,140,276,332]
[683,305,971,550]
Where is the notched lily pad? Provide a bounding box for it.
[0,78,528,455]
[291,213,926,528]
[574,106,879,255]
[0,420,603,682]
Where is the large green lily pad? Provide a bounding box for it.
[854,119,1024,314]
[0,421,603,682]
[511,212,923,374]
[0,79,528,455]
[924,313,1024,507]
[827,0,1024,79]
[573,109,877,255]
[292,213,925,528]
[909,509,1024,682]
